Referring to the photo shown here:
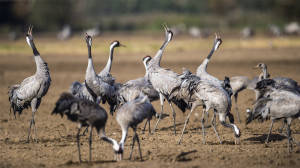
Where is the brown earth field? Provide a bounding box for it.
[0,34,300,168]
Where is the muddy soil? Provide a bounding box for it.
[0,36,299,168]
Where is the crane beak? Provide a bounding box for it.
[162,22,169,31]
[120,43,126,47]
[252,65,259,69]
[28,25,33,35]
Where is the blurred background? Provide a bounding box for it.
[1,0,300,39]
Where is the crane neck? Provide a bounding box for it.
[151,40,169,67]
[196,42,216,76]
[196,58,209,76]
[262,67,268,79]
[101,44,115,76]
[98,128,120,152]
[119,127,128,151]
[27,37,40,57]
[27,38,48,75]
[86,44,96,76]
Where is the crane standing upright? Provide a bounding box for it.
[8,26,51,143]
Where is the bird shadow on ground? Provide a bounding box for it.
[243,133,286,143]
[159,123,184,131]
[175,150,197,162]
[63,159,116,166]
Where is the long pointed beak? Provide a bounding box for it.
[252,65,259,69]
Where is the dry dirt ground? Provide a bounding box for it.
[0,34,299,168]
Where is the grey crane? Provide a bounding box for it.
[196,33,223,85]
[115,55,159,110]
[230,63,268,123]
[69,40,124,103]
[253,62,299,94]
[52,92,120,163]
[8,26,51,143]
[246,79,300,153]
[147,23,188,135]
[175,34,239,144]
[83,32,118,113]
[172,68,240,144]
[115,95,157,161]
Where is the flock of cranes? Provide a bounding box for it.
[8,24,300,163]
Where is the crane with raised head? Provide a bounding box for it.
[8,26,51,143]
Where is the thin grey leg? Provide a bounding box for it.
[234,93,241,124]
[201,108,207,144]
[77,127,82,163]
[265,119,275,144]
[89,126,93,162]
[142,119,148,134]
[152,94,164,134]
[211,112,222,144]
[168,101,177,135]
[129,127,137,160]
[178,110,193,144]
[135,131,143,161]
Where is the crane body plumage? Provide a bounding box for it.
[69,40,124,104]
[115,96,156,161]
[83,32,118,113]
[8,26,51,143]
[246,79,300,152]
[52,92,120,163]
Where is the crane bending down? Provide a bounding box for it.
[8,26,51,143]
[83,32,118,114]
[69,40,125,103]
[246,79,300,153]
[115,95,157,161]
[52,93,120,163]
[147,23,188,135]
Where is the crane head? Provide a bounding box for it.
[143,55,152,68]
[114,143,124,161]
[214,32,222,51]
[111,40,126,48]
[162,22,173,42]
[26,25,34,46]
[252,63,267,69]
[83,29,92,46]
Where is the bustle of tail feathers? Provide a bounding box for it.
[52,92,76,117]
[255,79,276,90]
[223,76,233,97]
[8,85,28,117]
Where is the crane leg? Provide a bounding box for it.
[211,111,222,144]
[77,127,82,163]
[168,101,177,135]
[89,126,93,162]
[234,93,241,124]
[265,119,275,144]
[152,94,164,134]
[148,118,151,134]
[129,127,137,160]
[201,107,207,144]
[278,119,287,134]
[178,109,193,144]
[135,131,143,161]
[142,119,148,134]
[286,119,293,153]
[80,126,89,136]
[27,98,39,143]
